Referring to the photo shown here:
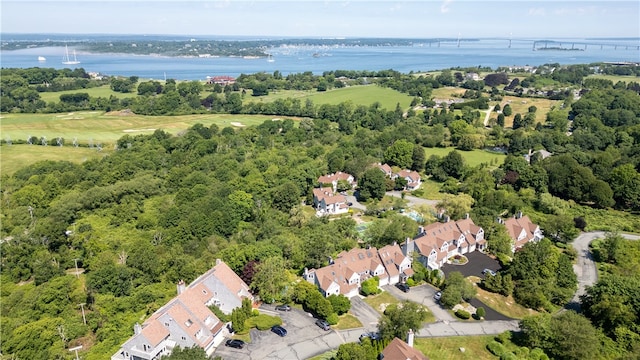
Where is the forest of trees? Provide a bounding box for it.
[1,63,640,359]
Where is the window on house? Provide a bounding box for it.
[181,336,186,340]
[185,319,193,327]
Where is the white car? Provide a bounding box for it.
[482,268,497,276]
[433,291,442,301]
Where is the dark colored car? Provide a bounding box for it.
[359,332,380,342]
[395,282,410,292]
[271,325,287,337]
[275,304,291,311]
[315,319,330,331]
[225,339,245,349]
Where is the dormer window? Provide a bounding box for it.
[185,319,193,327]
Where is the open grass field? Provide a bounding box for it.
[249,85,413,110]
[424,147,505,168]
[414,335,497,360]
[0,111,276,144]
[38,85,139,103]
[1,144,111,176]
[431,86,466,99]
[586,74,639,84]
[496,96,562,126]
[304,85,413,110]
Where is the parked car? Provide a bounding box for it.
[275,304,291,311]
[433,291,442,301]
[271,325,287,337]
[315,319,330,331]
[359,332,380,342]
[482,268,496,276]
[225,339,245,349]
[395,282,410,292]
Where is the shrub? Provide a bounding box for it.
[251,309,260,317]
[495,331,511,344]
[360,277,381,296]
[500,352,518,360]
[406,278,416,287]
[455,310,471,319]
[476,307,485,318]
[326,312,339,325]
[487,340,506,356]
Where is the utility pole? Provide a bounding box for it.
[78,303,86,325]
[69,345,82,360]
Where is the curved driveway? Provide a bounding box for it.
[569,231,640,310]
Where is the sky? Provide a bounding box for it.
[1,0,639,39]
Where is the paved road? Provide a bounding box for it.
[568,231,640,310]
[386,191,439,207]
[419,320,520,337]
[350,295,382,331]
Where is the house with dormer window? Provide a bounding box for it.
[111,259,253,360]
[402,217,485,270]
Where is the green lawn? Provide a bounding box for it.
[363,291,400,314]
[424,147,505,168]
[0,144,111,176]
[38,85,138,103]
[334,313,363,330]
[414,335,497,360]
[250,85,413,111]
[586,74,639,84]
[0,112,276,144]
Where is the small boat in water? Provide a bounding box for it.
[62,44,80,65]
[38,56,46,62]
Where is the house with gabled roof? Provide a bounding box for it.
[403,217,485,270]
[303,245,412,298]
[395,169,422,190]
[312,187,349,216]
[373,162,394,177]
[382,330,429,360]
[317,172,356,192]
[111,259,252,360]
[501,212,543,252]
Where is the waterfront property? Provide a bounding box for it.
[111,259,253,360]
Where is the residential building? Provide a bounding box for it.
[206,76,236,86]
[523,149,553,163]
[371,163,422,191]
[111,259,252,360]
[317,172,356,192]
[303,243,412,298]
[501,212,543,252]
[395,169,422,190]
[381,329,429,360]
[374,163,393,177]
[403,217,485,270]
[312,187,349,216]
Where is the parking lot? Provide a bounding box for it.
[212,305,361,360]
[441,251,501,278]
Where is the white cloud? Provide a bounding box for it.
[528,7,546,16]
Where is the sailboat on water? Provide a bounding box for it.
[267,54,275,63]
[62,45,80,65]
